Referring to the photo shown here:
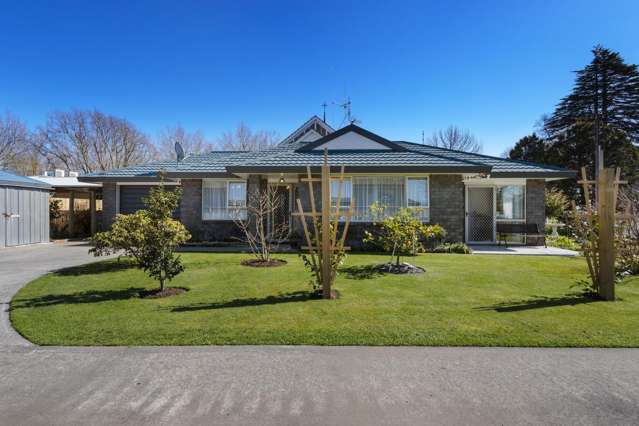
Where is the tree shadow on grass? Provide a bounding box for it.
[339,264,385,280]
[171,291,315,312]
[53,259,136,276]
[475,293,601,313]
[11,287,145,310]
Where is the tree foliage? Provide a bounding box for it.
[543,46,639,196]
[508,133,546,163]
[545,187,569,221]
[364,205,447,266]
[428,125,482,153]
[90,180,191,291]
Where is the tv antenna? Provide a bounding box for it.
[175,140,185,168]
[320,102,328,123]
[334,97,360,127]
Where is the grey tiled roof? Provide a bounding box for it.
[80,133,574,181]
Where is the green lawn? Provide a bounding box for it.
[10,253,639,347]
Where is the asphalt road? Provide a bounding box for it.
[1,243,638,425]
[1,345,638,425]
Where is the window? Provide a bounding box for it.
[202,180,247,220]
[496,185,525,220]
[407,178,429,221]
[341,176,430,222]
[330,178,352,208]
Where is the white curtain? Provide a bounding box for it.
[352,176,405,221]
[202,180,247,220]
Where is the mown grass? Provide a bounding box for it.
[10,252,639,346]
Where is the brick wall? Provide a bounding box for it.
[430,174,465,242]
[526,179,546,246]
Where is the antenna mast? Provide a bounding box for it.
[321,102,328,123]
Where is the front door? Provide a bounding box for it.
[467,187,494,243]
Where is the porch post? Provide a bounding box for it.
[68,190,76,238]
[89,189,97,236]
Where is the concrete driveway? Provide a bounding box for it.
[0,241,108,346]
[1,242,638,425]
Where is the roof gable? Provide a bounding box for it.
[296,124,408,152]
[279,115,334,145]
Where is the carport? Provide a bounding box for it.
[0,170,52,248]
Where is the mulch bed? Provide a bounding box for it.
[139,287,189,299]
[377,262,425,274]
[240,258,287,267]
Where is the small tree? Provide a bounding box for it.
[90,180,191,292]
[545,187,569,221]
[365,205,446,267]
[233,186,289,264]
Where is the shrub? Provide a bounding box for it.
[545,187,569,221]
[364,206,447,266]
[90,180,191,291]
[432,242,472,254]
[546,235,580,251]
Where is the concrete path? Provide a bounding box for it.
[470,244,578,256]
[1,242,638,425]
[0,241,106,346]
[1,346,638,425]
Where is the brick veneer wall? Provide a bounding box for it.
[525,179,546,246]
[429,174,465,242]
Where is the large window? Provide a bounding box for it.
[202,180,247,220]
[496,185,525,220]
[330,176,429,222]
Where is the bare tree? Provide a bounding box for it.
[156,125,212,158]
[35,109,155,173]
[233,186,289,264]
[218,122,279,151]
[0,112,43,175]
[428,125,482,153]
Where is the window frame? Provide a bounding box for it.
[494,184,526,222]
[201,179,248,221]
[331,174,430,223]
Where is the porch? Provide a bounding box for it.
[469,245,578,257]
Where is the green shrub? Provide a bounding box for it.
[546,235,580,251]
[432,242,472,254]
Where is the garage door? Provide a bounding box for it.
[119,186,181,217]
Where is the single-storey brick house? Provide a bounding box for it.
[80,116,575,246]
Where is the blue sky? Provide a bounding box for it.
[1,0,638,155]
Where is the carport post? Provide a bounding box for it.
[90,189,97,236]
[68,190,76,238]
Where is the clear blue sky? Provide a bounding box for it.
[1,0,638,155]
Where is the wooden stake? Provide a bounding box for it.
[321,149,332,299]
[597,168,616,301]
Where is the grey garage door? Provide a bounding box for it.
[0,186,50,248]
[119,185,181,217]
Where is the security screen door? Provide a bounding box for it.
[467,187,494,243]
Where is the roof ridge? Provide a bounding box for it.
[399,143,489,168]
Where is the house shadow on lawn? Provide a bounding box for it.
[171,291,314,312]
[11,287,145,310]
[476,293,600,313]
[53,259,135,276]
